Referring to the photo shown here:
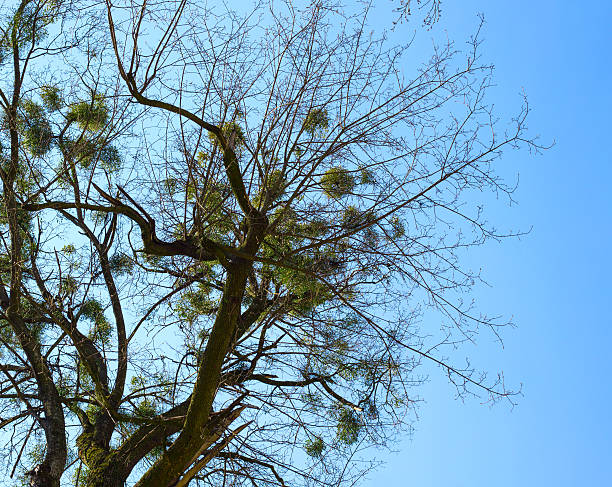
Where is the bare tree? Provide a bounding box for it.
[0,0,539,485]
[394,0,443,25]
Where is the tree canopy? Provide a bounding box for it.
[0,0,538,485]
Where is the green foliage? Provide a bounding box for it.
[209,121,245,148]
[0,301,46,350]
[81,299,105,322]
[91,318,112,345]
[19,100,53,156]
[274,261,332,314]
[163,177,179,195]
[335,408,361,445]
[56,377,71,398]
[0,153,38,197]
[253,170,287,207]
[191,182,237,241]
[109,252,134,276]
[71,464,91,487]
[0,254,10,282]
[142,252,165,267]
[176,283,217,324]
[266,170,287,201]
[302,391,324,411]
[85,403,101,423]
[61,138,93,166]
[27,442,46,465]
[61,244,76,254]
[320,167,355,198]
[14,442,47,487]
[0,1,59,63]
[22,122,53,156]
[311,254,344,275]
[222,121,244,143]
[90,210,109,225]
[185,180,198,201]
[260,209,346,314]
[363,399,379,420]
[61,138,121,172]
[81,299,111,344]
[96,145,122,172]
[128,377,161,420]
[67,94,109,131]
[359,167,375,185]
[341,206,376,231]
[0,203,33,230]
[388,215,405,238]
[130,375,145,389]
[135,398,157,418]
[304,436,325,458]
[172,222,187,240]
[40,85,62,111]
[60,276,78,295]
[363,226,379,248]
[298,218,328,239]
[303,108,329,135]
[195,150,209,164]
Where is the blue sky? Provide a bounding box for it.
[362,1,612,486]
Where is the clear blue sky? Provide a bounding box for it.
[363,1,612,486]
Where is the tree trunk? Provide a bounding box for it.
[28,464,60,487]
